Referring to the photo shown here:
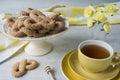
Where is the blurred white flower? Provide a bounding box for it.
[103,22,111,34]
[105,4,118,15]
[95,5,105,12]
[84,6,95,17]
[94,12,107,22]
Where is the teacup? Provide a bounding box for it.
[78,40,120,73]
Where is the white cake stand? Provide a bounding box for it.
[19,30,68,56]
[2,12,69,56]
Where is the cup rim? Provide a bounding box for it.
[78,40,113,61]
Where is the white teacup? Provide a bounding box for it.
[78,40,120,73]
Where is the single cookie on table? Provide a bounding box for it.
[11,59,39,78]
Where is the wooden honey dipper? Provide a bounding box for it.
[44,66,55,80]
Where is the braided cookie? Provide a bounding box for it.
[10,17,29,37]
[6,17,18,28]
[10,27,26,37]
[12,17,29,29]
[11,59,39,78]
[24,18,42,30]
[29,10,46,22]
[20,27,45,37]
[49,21,65,34]
[19,8,33,16]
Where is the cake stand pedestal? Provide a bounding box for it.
[25,40,52,56]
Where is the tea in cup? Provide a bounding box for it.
[78,40,120,73]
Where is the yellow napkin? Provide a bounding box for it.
[43,5,120,26]
[0,32,19,51]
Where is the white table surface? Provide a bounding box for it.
[0,0,120,80]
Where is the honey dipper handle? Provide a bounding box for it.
[49,72,55,80]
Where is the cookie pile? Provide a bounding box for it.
[6,8,66,37]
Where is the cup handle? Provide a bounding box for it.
[111,52,120,67]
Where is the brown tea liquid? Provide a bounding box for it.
[81,45,110,59]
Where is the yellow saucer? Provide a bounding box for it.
[61,50,120,80]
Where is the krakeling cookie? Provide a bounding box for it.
[11,59,39,77]
[6,8,66,38]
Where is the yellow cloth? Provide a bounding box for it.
[42,5,120,26]
[0,32,20,51]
